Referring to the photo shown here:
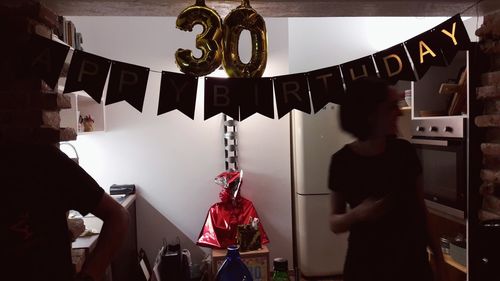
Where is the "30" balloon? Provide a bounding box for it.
[175,0,268,78]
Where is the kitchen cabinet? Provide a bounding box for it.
[412,51,469,118]
[427,208,467,281]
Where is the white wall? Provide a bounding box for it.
[67,16,292,269]
[288,16,481,73]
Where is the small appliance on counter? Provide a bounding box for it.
[110,184,136,203]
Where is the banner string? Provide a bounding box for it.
[476,0,480,35]
[60,0,487,79]
[460,0,485,15]
[141,0,486,77]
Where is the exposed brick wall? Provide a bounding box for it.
[474,11,500,221]
[0,2,76,144]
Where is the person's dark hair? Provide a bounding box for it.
[340,77,390,141]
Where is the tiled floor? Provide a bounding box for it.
[298,278,342,281]
[291,275,343,281]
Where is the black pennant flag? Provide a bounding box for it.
[405,29,446,79]
[204,77,240,120]
[340,56,377,87]
[158,71,198,120]
[64,50,111,103]
[373,44,416,84]
[22,34,69,89]
[307,66,345,112]
[435,14,471,64]
[237,78,274,121]
[274,73,311,119]
[105,61,149,112]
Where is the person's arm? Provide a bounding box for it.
[78,194,129,281]
[330,191,354,233]
[329,191,387,234]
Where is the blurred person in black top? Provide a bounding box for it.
[328,77,448,281]
[1,142,129,281]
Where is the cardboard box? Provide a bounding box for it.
[211,245,269,281]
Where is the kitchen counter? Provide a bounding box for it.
[72,194,136,250]
[71,194,137,276]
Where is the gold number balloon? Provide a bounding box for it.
[222,0,268,78]
[175,0,223,76]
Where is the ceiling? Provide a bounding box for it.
[36,0,500,17]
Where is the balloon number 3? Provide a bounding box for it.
[175,0,268,78]
[175,0,223,77]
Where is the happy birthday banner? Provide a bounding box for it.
[19,14,470,121]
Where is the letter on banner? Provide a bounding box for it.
[419,41,436,64]
[32,49,52,73]
[435,14,471,64]
[213,85,230,106]
[238,78,274,120]
[308,66,345,112]
[350,66,368,81]
[405,29,445,79]
[118,71,138,93]
[78,61,98,82]
[274,73,311,119]
[105,61,149,112]
[373,44,416,83]
[171,80,188,102]
[204,77,239,120]
[23,35,69,89]
[442,22,457,45]
[341,56,377,87]
[383,54,403,77]
[64,50,111,103]
[158,71,198,119]
[253,84,260,106]
[282,81,301,103]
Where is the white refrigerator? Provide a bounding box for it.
[291,105,353,277]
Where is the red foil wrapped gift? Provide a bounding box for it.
[196,171,269,249]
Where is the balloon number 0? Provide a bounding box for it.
[175,0,268,78]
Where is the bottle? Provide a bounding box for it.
[215,245,253,281]
[272,258,290,281]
